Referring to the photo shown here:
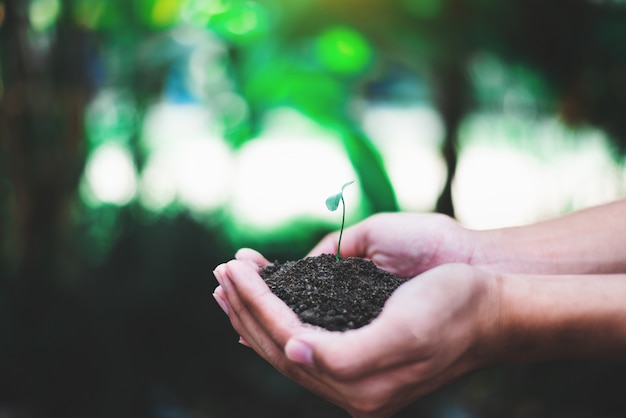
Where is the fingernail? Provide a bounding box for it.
[213,264,227,286]
[213,291,229,315]
[285,339,314,366]
[238,336,251,347]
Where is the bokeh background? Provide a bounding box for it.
[2,0,626,417]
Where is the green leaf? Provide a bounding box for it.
[341,180,355,191]
[325,193,341,211]
[325,181,354,211]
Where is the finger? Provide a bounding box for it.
[307,222,369,258]
[224,260,303,346]
[333,355,469,418]
[224,288,282,359]
[284,329,453,417]
[218,262,417,413]
[227,299,292,371]
[213,285,229,315]
[223,295,348,404]
[216,265,287,363]
[218,265,340,395]
[212,263,228,285]
[217,260,307,365]
[214,286,252,347]
[286,313,431,382]
[235,248,272,270]
[287,267,473,381]
[307,231,340,257]
[238,336,252,347]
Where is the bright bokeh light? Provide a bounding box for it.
[454,146,546,228]
[150,0,184,27]
[363,105,446,212]
[181,0,228,26]
[140,137,233,212]
[135,0,185,28]
[139,151,176,211]
[316,26,373,74]
[139,102,234,213]
[82,143,138,206]
[208,0,270,42]
[29,0,61,32]
[229,108,359,231]
[455,115,622,229]
[223,2,261,35]
[141,102,218,152]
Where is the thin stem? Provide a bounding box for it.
[336,195,346,262]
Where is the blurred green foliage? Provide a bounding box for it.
[2,0,626,417]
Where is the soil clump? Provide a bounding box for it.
[261,254,404,331]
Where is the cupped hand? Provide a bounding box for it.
[213,249,502,418]
[309,213,476,279]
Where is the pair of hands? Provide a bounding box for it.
[213,213,503,417]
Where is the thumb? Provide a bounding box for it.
[285,319,425,381]
[307,223,368,258]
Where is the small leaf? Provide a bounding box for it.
[325,193,341,211]
[341,180,355,192]
[325,181,354,211]
[325,180,355,261]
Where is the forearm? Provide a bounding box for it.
[491,272,626,364]
[471,199,626,274]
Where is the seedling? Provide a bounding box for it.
[325,181,354,261]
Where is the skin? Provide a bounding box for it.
[212,199,626,418]
[308,199,626,276]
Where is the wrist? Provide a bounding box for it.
[465,269,508,369]
[469,227,546,274]
[493,273,626,363]
[468,200,626,274]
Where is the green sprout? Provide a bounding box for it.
[325,181,354,261]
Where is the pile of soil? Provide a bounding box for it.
[261,254,404,331]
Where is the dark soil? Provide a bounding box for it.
[260,254,404,331]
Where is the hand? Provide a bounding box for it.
[213,249,502,418]
[309,213,476,278]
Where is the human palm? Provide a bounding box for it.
[308,213,475,278]
[214,255,500,418]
